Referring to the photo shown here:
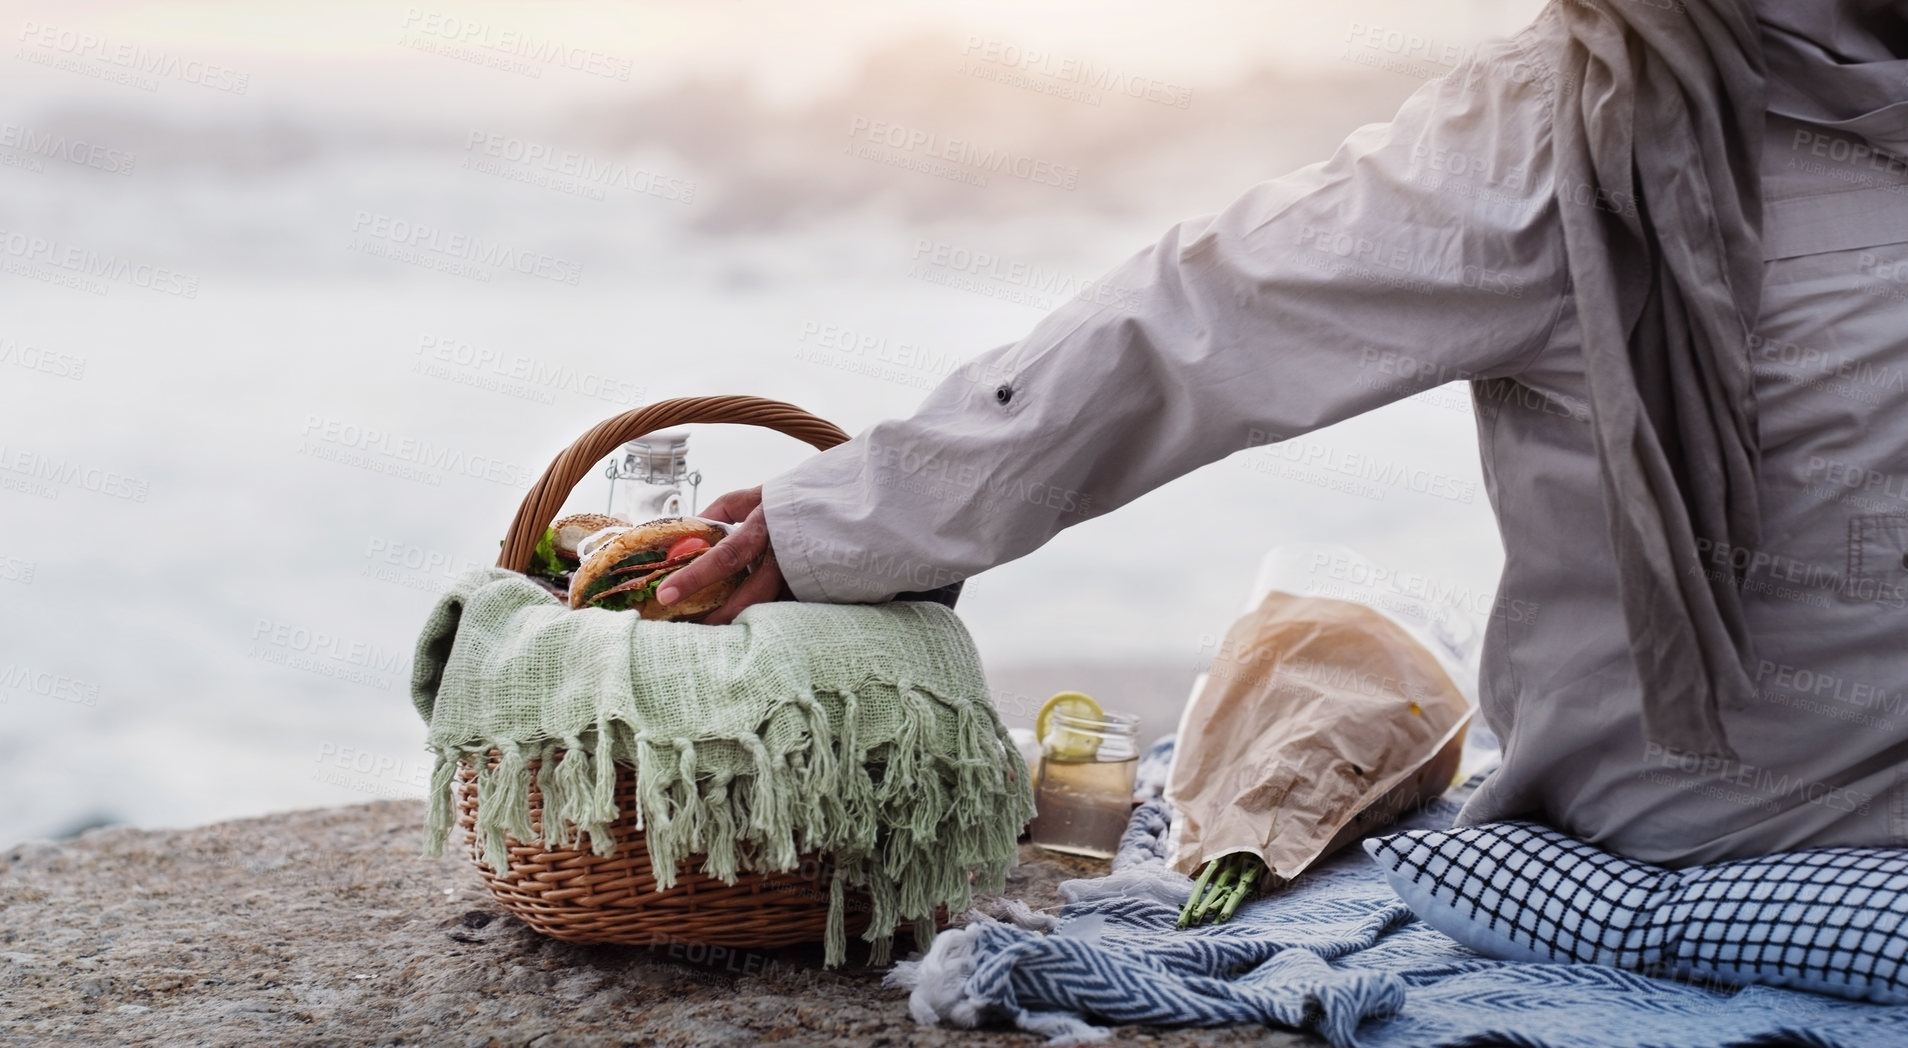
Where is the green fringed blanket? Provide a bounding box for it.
[410,567,1033,967]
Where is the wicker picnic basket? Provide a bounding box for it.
[463,394,935,949]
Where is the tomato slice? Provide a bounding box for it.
[665,536,710,561]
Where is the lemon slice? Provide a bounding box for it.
[1036,691,1103,761]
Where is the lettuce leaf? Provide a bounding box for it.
[609,550,665,570]
[583,570,673,610]
[528,527,567,579]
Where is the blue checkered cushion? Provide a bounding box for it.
[1365,820,1908,1003]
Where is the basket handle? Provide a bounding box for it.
[497,395,850,572]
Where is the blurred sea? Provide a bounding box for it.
[0,1,1539,846]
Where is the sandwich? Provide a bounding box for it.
[550,513,627,564]
[519,513,629,599]
[567,516,741,620]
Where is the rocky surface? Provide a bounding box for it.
[0,801,1325,1047]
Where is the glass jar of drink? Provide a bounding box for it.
[605,430,701,520]
[1028,708,1140,859]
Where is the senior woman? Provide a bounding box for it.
[660,0,1908,870]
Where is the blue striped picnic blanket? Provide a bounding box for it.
[887,737,1908,1047]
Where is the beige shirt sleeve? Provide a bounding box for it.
[764,15,1570,604]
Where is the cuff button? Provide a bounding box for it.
[994,384,1013,405]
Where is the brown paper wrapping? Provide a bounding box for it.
[1168,591,1470,883]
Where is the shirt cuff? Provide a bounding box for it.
[760,466,833,604]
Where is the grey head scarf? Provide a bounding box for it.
[1550,0,1907,759]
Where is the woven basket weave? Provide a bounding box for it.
[453,757,875,946]
[465,395,934,949]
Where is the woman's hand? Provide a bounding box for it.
[657,486,789,625]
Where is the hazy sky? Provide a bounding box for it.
[4,0,1546,116]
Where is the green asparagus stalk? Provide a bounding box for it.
[1178,854,1222,928]
[1215,858,1263,923]
[1194,858,1238,923]
[1177,853,1267,928]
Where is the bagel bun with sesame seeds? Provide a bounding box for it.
[567,516,742,620]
